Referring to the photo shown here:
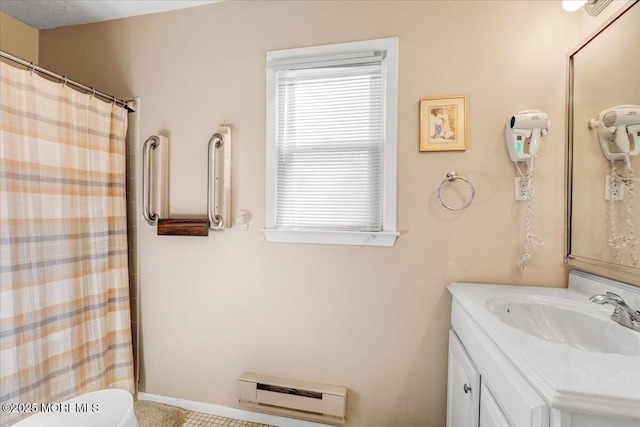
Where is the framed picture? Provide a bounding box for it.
[419,96,467,152]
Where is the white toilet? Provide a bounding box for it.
[13,389,138,427]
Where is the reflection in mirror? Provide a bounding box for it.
[568,0,639,284]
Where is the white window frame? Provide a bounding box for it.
[263,37,399,247]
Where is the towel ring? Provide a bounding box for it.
[437,171,475,211]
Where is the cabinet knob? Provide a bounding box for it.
[463,383,472,394]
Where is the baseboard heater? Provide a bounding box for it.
[237,372,347,425]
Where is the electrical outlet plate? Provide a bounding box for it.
[605,175,624,201]
[515,177,530,200]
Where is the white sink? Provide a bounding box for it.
[449,274,640,420]
[486,295,640,356]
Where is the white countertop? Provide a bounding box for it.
[448,273,640,419]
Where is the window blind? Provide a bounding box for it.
[274,60,385,232]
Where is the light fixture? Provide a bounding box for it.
[563,0,587,12]
[584,0,613,16]
[562,0,613,15]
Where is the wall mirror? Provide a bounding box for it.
[566,0,640,285]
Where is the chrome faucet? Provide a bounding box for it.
[589,292,640,332]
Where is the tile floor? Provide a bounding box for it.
[181,410,276,427]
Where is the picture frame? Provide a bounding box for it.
[419,96,467,152]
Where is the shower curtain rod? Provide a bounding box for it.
[1,50,134,112]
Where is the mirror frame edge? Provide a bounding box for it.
[564,0,640,286]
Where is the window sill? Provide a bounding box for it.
[262,229,399,247]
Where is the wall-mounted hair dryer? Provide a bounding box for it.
[505,110,550,270]
[589,104,640,165]
[506,110,550,163]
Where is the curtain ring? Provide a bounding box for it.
[437,171,476,211]
[90,88,96,99]
[29,62,35,76]
[62,76,68,87]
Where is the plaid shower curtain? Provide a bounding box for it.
[0,61,134,426]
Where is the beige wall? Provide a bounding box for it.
[0,11,38,64]
[39,2,579,426]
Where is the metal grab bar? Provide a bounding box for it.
[142,135,160,225]
[208,133,224,229]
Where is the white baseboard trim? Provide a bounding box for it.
[137,392,331,427]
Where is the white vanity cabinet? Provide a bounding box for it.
[446,330,479,427]
[447,271,640,427]
[446,316,546,427]
[447,330,512,427]
[480,384,510,427]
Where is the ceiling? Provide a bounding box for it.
[0,1,220,30]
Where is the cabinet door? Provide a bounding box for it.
[480,383,511,427]
[447,330,480,427]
